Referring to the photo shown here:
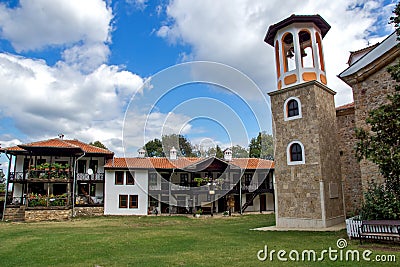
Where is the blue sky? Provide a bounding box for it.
[0,0,397,170]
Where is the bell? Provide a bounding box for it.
[301,48,307,57]
[286,48,294,59]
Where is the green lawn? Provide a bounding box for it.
[0,214,399,266]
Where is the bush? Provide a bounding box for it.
[360,182,400,220]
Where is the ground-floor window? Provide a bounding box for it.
[119,195,128,208]
[129,195,138,209]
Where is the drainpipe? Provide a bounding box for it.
[239,172,242,215]
[72,151,85,218]
[2,152,12,221]
[169,168,175,216]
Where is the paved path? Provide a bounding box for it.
[251,222,346,232]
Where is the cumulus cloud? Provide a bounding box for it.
[157,0,395,106]
[0,0,113,51]
[0,52,144,154]
[0,0,114,72]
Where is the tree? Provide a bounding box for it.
[89,140,108,150]
[145,134,195,157]
[231,145,249,158]
[207,145,224,158]
[144,138,164,157]
[249,132,274,159]
[162,134,194,157]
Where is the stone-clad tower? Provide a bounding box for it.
[265,15,345,228]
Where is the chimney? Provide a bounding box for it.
[138,148,146,158]
[224,148,232,161]
[170,147,177,160]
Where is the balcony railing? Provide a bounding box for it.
[29,170,71,181]
[8,172,105,182]
[75,195,104,205]
[76,173,105,182]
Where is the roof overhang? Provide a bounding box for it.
[265,14,331,46]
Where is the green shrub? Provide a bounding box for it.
[360,181,400,220]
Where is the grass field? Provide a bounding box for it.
[0,214,399,266]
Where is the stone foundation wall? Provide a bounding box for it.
[24,208,71,222]
[75,206,104,216]
[3,207,25,221]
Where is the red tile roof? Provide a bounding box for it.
[63,139,113,155]
[105,157,200,169]
[336,102,355,111]
[105,157,274,170]
[1,138,113,156]
[230,158,275,169]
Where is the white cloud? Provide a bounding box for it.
[0,0,113,72]
[0,53,144,155]
[0,0,113,51]
[125,0,149,11]
[157,0,395,106]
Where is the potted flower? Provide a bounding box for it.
[195,208,203,218]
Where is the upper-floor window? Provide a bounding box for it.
[284,97,302,121]
[287,141,305,165]
[115,171,124,185]
[126,171,135,185]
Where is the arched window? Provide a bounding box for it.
[298,30,313,68]
[282,32,296,72]
[287,141,305,165]
[275,40,281,78]
[287,99,299,117]
[316,32,325,71]
[283,96,302,121]
[290,143,302,161]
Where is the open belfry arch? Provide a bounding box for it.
[266,15,345,228]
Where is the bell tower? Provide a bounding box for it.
[266,15,345,228]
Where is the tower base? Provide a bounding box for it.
[276,215,345,229]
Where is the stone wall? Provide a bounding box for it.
[24,208,71,222]
[75,206,104,216]
[269,81,344,228]
[336,106,362,216]
[351,58,398,192]
[3,207,25,222]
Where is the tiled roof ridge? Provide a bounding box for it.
[18,138,80,149]
[106,156,274,169]
[63,139,114,154]
[336,102,354,111]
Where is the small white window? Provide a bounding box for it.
[284,97,302,121]
[287,141,305,165]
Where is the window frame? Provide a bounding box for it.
[115,171,124,185]
[126,171,135,185]
[284,96,302,121]
[119,195,128,208]
[286,141,305,165]
[129,195,138,209]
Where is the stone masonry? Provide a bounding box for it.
[336,105,362,215]
[269,81,345,228]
